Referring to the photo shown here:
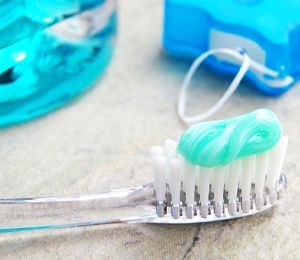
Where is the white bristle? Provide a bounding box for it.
[169,159,181,205]
[254,151,269,209]
[266,135,289,190]
[152,156,167,202]
[150,146,163,157]
[213,165,227,204]
[198,166,211,206]
[183,160,196,206]
[180,155,186,192]
[224,164,230,191]
[164,139,178,186]
[255,151,269,197]
[227,158,242,203]
[241,155,256,200]
[164,139,177,161]
[164,139,177,152]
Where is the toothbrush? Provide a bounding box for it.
[0,109,288,233]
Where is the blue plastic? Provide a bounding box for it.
[163,0,300,95]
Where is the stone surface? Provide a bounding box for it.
[0,0,299,259]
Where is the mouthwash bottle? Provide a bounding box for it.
[0,0,117,126]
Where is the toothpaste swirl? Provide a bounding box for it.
[177,109,282,167]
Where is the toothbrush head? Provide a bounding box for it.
[151,109,288,222]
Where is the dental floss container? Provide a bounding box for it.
[163,0,300,95]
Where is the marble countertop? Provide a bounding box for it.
[1,1,299,259]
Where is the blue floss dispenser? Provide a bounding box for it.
[163,0,300,95]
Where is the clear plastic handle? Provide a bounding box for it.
[0,183,156,233]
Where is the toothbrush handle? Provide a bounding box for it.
[0,183,156,233]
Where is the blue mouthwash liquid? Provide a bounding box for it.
[0,0,117,126]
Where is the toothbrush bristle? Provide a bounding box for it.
[152,136,288,220]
